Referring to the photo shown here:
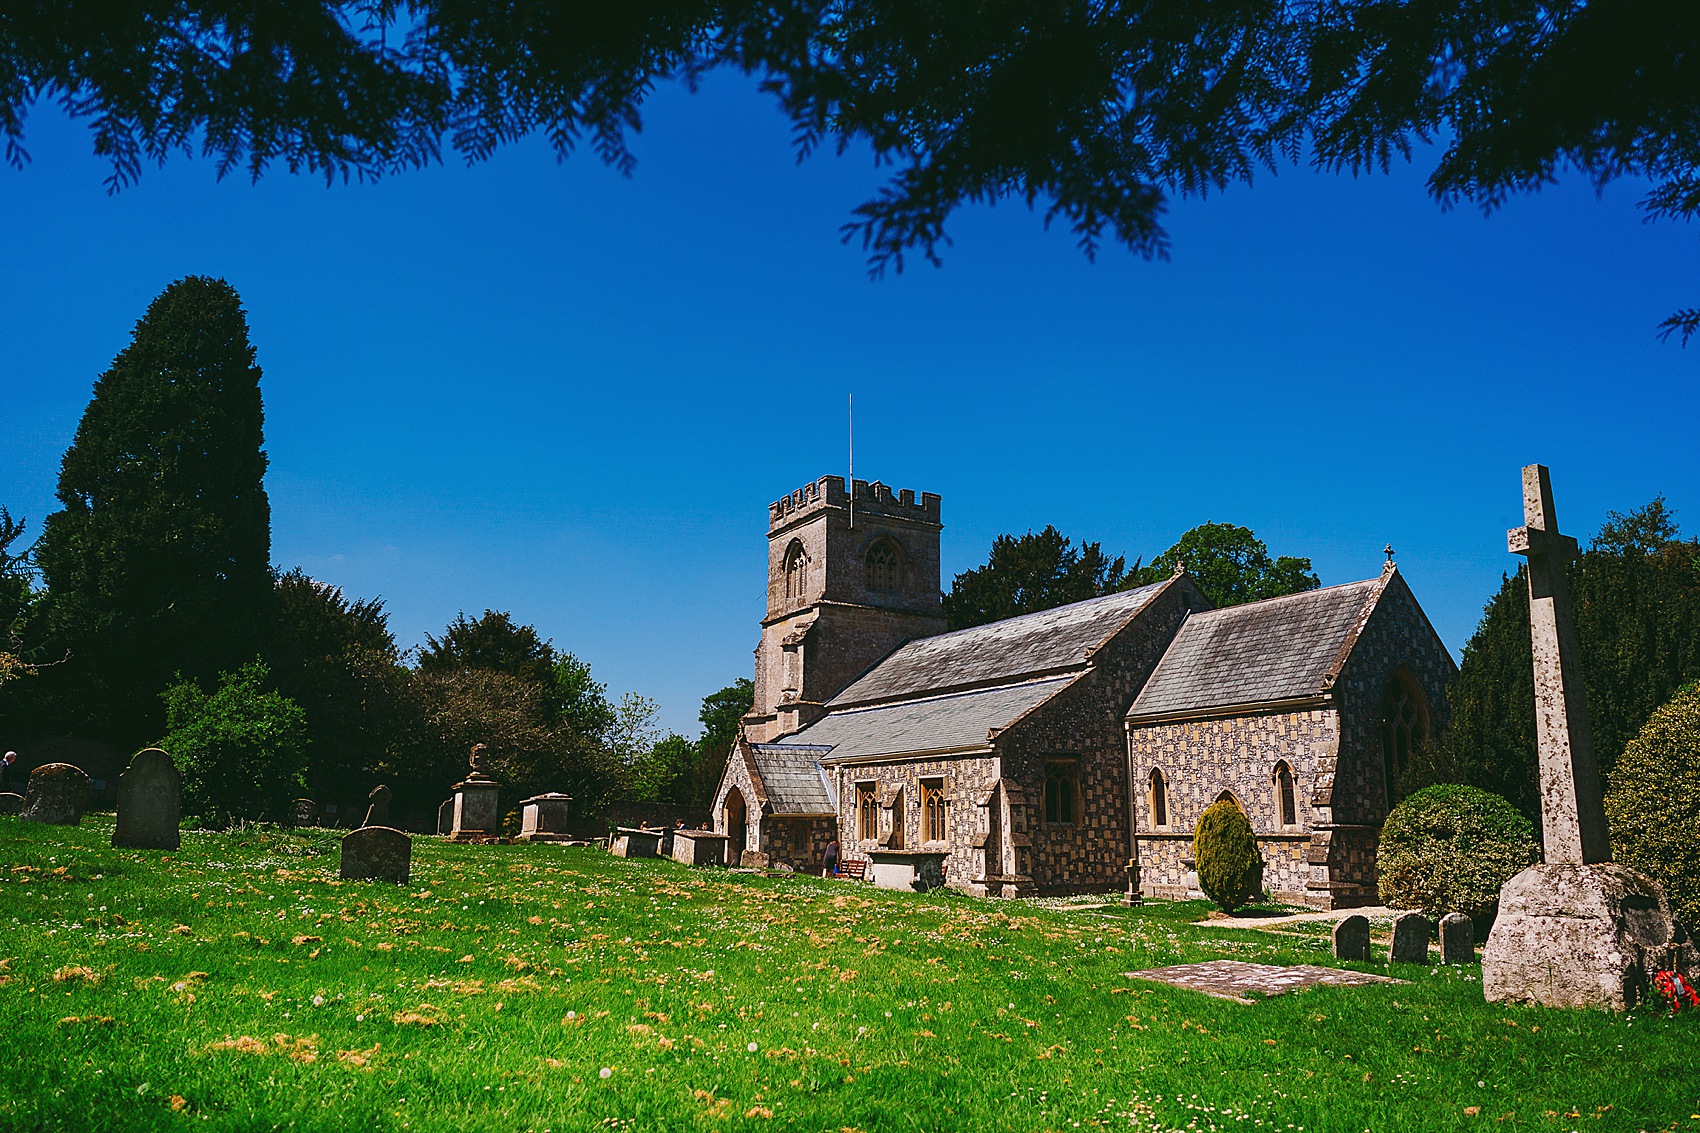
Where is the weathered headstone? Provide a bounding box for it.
[669,829,729,867]
[0,793,23,817]
[437,799,454,836]
[449,743,501,841]
[290,798,317,827]
[1484,465,1699,1010]
[340,826,411,883]
[1389,913,1430,964]
[1332,914,1371,961]
[362,784,392,827]
[610,827,664,858]
[517,793,573,842]
[112,748,181,851]
[21,763,91,825]
[1439,913,1475,964]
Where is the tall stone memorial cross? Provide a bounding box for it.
[1506,464,1610,864]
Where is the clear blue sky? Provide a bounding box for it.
[4,74,1696,736]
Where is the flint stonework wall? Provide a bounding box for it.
[829,754,999,891]
[1128,709,1339,905]
[998,578,1201,896]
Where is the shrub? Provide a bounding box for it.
[1606,682,1700,929]
[1376,784,1538,924]
[159,658,308,827]
[1194,799,1263,912]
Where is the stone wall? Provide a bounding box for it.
[1127,708,1340,905]
[760,816,837,873]
[710,745,764,865]
[998,577,1201,895]
[827,753,999,891]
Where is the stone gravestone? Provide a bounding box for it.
[112,748,181,851]
[437,799,454,836]
[340,826,411,883]
[1484,465,1699,1010]
[362,784,391,827]
[21,763,92,825]
[1389,913,1431,964]
[1439,913,1474,965]
[0,793,23,817]
[1333,914,1371,962]
[290,798,317,827]
[449,744,501,841]
[517,794,573,842]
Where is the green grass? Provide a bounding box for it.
[2,817,1695,1133]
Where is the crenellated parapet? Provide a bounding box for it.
[770,476,941,533]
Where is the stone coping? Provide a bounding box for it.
[866,848,949,859]
[520,793,573,804]
[672,829,730,840]
[616,826,666,839]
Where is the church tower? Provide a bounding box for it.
[745,475,946,741]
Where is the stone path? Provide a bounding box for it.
[1124,960,1406,1004]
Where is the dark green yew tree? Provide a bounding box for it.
[35,276,272,746]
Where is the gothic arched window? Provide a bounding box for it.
[1378,671,1428,811]
[783,540,809,601]
[1273,762,1298,827]
[1044,759,1079,825]
[865,539,900,592]
[1147,769,1169,829]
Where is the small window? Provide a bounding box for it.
[921,779,947,843]
[865,540,900,592]
[1148,769,1169,829]
[856,782,878,841]
[784,540,809,601]
[1274,762,1297,827]
[1043,760,1078,826]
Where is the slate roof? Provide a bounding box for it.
[831,581,1171,707]
[775,676,1076,763]
[1126,577,1385,721]
[747,743,836,815]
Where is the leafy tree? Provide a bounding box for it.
[691,677,753,803]
[553,651,616,742]
[33,276,272,746]
[944,526,1128,631]
[266,569,404,802]
[1376,785,1539,928]
[13,3,1698,332]
[1135,522,1318,609]
[159,658,308,827]
[419,609,556,688]
[1193,799,1264,914]
[0,508,40,689]
[1605,682,1700,929]
[1406,501,1700,824]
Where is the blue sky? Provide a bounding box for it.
[4,73,1696,736]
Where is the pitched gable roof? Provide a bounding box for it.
[746,743,836,815]
[831,580,1173,707]
[776,675,1076,763]
[1126,575,1388,721]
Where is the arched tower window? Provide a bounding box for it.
[1273,762,1297,828]
[1148,769,1169,829]
[865,539,901,592]
[1378,671,1429,812]
[783,540,809,602]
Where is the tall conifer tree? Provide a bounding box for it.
[36,276,272,744]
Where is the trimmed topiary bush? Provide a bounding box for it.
[1194,799,1263,912]
[1377,784,1539,924]
[1606,682,1700,930]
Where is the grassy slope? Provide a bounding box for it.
[1,818,1693,1133]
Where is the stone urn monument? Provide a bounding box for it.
[448,743,501,841]
[1481,466,1698,1010]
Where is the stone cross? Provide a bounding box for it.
[1507,464,1610,864]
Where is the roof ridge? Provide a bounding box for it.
[817,673,1077,720]
[905,579,1169,646]
[1180,575,1382,622]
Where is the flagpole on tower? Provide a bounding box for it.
[848,392,855,530]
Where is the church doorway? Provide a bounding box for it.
[724,789,748,866]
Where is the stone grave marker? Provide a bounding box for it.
[1332,914,1371,961]
[362,784,391,827]
[290,798,317,827]
[112,748,181,850]
[437,799,454,836]
[449,744,501,841]
[0,793,23,817]
[611,827,664,858]
[340,826,411,883]
[1389,913,1430,964]
[21,763,92,825]
[517,793,573,842]
[1484,465,1699,1009]
[1125,960,1406,1004]
[1439,913,1474,964]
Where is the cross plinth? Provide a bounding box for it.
[1507,464,1610,865]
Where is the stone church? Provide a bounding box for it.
[711,475,1456,906]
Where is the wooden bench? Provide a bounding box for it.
[838,859,869,880]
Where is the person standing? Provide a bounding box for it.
[0,751,18,794]
[823,837,840,878]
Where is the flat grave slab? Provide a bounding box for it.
[1124,960,1406,1004]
